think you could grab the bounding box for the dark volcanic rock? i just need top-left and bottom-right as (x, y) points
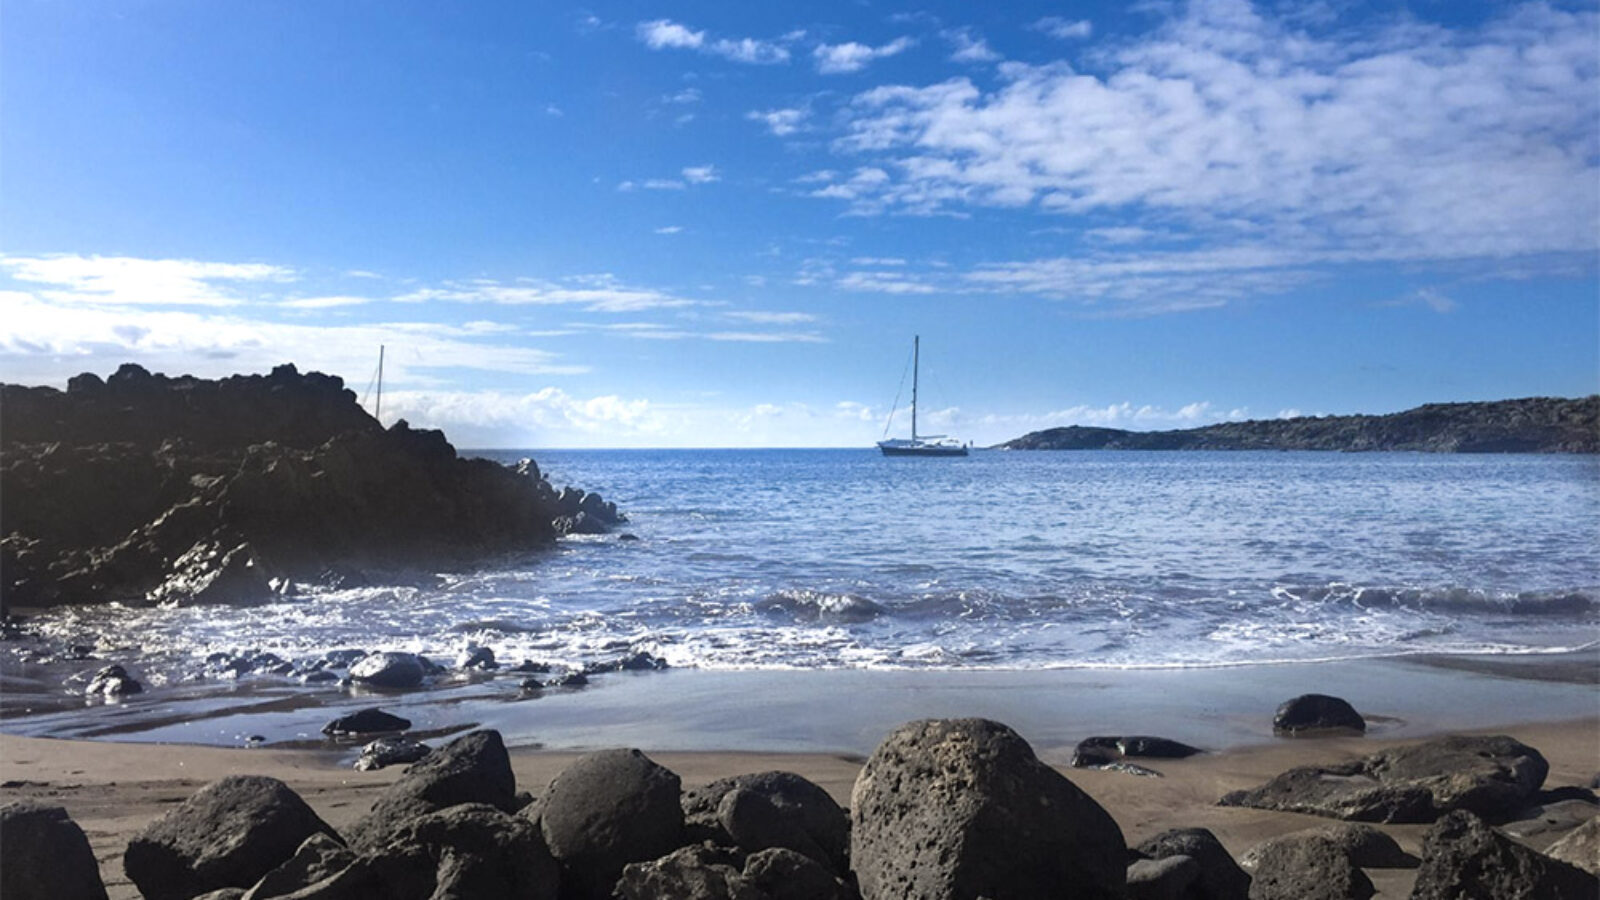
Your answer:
(614, 844), (761, 900)
(360, 803), (560, 900)
(1134, 827), (1250, 900)
(1273, 694), (1366, 735)
(345, 729), (517, 852)
(742, 847), (852, 900)
(1220, 734), (1548, 823)
(1, 364), (585, 613)
(240, 832), (353, 900)
(0, 801), (111, 900)
(1240, 823), (1416, 871)
(1244, 834), (1374, 900)
(1072, 735), (1204, 768)
(997, 395), (1600, 453)
(682, 770), (849, 873)
(1409, 809), (1599, 899)
(1125, 855), (1201, 900)
(850, 717), (1126, 900)
(355, 736), (432, 772)
(322, 707), (412, 736)
(123, 774), (338, 900)
(1545, 816), (1600, 875)
(536, 748), (685, 900)
(349, 652), (427, 689)
(84, 663), (143, 696)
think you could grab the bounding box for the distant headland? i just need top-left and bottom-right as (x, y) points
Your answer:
(996, 396), (1599, 453)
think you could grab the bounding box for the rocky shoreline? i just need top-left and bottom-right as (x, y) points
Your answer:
(3, 712), (1595, 899)
(997, 395), (1600, 453)
(1, 364), (624, 614)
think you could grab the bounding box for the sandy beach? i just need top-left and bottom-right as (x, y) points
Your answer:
(4, 693), (1595, 898)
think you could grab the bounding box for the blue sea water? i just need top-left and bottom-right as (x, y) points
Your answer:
(20, 449), (1600, 684)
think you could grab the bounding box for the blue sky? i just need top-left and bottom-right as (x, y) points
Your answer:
(2, 0), (1596, 447)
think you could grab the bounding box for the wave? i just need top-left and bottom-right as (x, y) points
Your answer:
(755, 590), (887, 623)
(1271, 583), (1597, 616)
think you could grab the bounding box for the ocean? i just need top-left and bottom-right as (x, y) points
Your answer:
(16, 449), (1599, 683)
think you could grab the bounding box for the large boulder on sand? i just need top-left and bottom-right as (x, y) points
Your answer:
(1220, 734), (1548, 823)
(123, 775), (338, 900)
(360, 803), (559, 900)
(1243, 833), (1374, 900)
(0, 802), (110, 900)
(1545, 815), (1600, 875)
(349, 652), (427, 689)
(1409, 809), (1598, 899)
(1133, 827), (1250, 900)
(535, 748), (684, 899)
(1240, 823), (1415, 872)
(1273, 694), (1365, 735)
(344, 729), (517, 852)
(849, 717), (1126, 900)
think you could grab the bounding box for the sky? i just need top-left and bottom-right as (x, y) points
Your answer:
(2, 0), (1596, 448)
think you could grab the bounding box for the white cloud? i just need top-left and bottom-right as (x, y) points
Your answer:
(665, 88), (703, 104)
(0, 254), (294, 307)
(822, 3), (1598, 267)
(394, 276), (700, 313)
(545, 104), (564, 117)
(637, 19), (704, 50)
(747, 107), (808, 137)
(1034, 17), (1092, 40)
(637, 19), (790, 64)
(654, 226), (684, 235)
(682, 165), (720, 184)
(724, 310), (818, 325)
(836, 271), (937, 294)
(850, 257), (907, 266)
(1381, 287), (1457, 313)
(814, 37), (915, 74)
(281, 295), (374, 310)
(944, 28), (1000, 63)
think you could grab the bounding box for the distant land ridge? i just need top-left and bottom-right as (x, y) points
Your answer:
(996, 396), (1599, 453)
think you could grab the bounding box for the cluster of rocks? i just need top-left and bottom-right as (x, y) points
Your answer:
(1, 364), (628, 614)
(6, 717), (1596, 900)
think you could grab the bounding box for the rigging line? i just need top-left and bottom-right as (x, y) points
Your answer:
(361, 359), (382, 413)
(881, 343), (915, 440)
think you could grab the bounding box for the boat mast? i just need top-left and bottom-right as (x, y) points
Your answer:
(911, 335), (919, 443)
(376, 344), (385, 422)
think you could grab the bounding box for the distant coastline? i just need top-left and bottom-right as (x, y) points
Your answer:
(996, 396), (1599, 453)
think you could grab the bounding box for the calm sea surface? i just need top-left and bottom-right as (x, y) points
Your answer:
(20, 450), (1600, 681)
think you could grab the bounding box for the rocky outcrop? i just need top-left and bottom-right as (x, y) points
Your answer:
(123, 774), (339, 900)
(997, 395), (1600, 453)
(1133, 828), (1250, 900)
(0, 801), (111, 900)
(1244, 833), (1374, 900)
(1409, 809), (1598, 899)
(1, 364), (625, 613)
(1220, 734), (1548, 823)
(849, 717), (1126, 900)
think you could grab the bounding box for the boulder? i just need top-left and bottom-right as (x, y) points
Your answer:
(1273, 694), (1365, 735)
(241, 833), (353, 900)
(322, 707), (412, 736)
(536, 748), (685, 899)
(344, 729), (517, 852)
(1219, 734), (1548, 823)
(456, 644), (497, 670)
(348, 652), (427, 689)
(1545, 816), (1600, 875)
(123, 775), (338, 900)
(742, 847), (851, 900)
(1073, 736), (1203, 767)
(1126, 855), (1201, 900)
(1239, 823), (1415, 871)
(682, 770), (849, 873)
(1134, 828), (1250, 900)
(354, 736), (432, 772)
(850, 717), (1126, 900)
(717, 788), (829, 869)
(614, 844), (762, 900)
(1244, 834), (1374, 900)
(85, 663), (143, 696)
(1409, 809), (1598, 899)
(360, 803), (559, 900)
(0, 801), (111, 900)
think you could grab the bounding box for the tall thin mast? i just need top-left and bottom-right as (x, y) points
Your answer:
(376, 345), (385, 422)
(911, 335), (919, 443)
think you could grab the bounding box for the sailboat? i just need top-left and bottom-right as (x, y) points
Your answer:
(877, 336), (969, 457)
